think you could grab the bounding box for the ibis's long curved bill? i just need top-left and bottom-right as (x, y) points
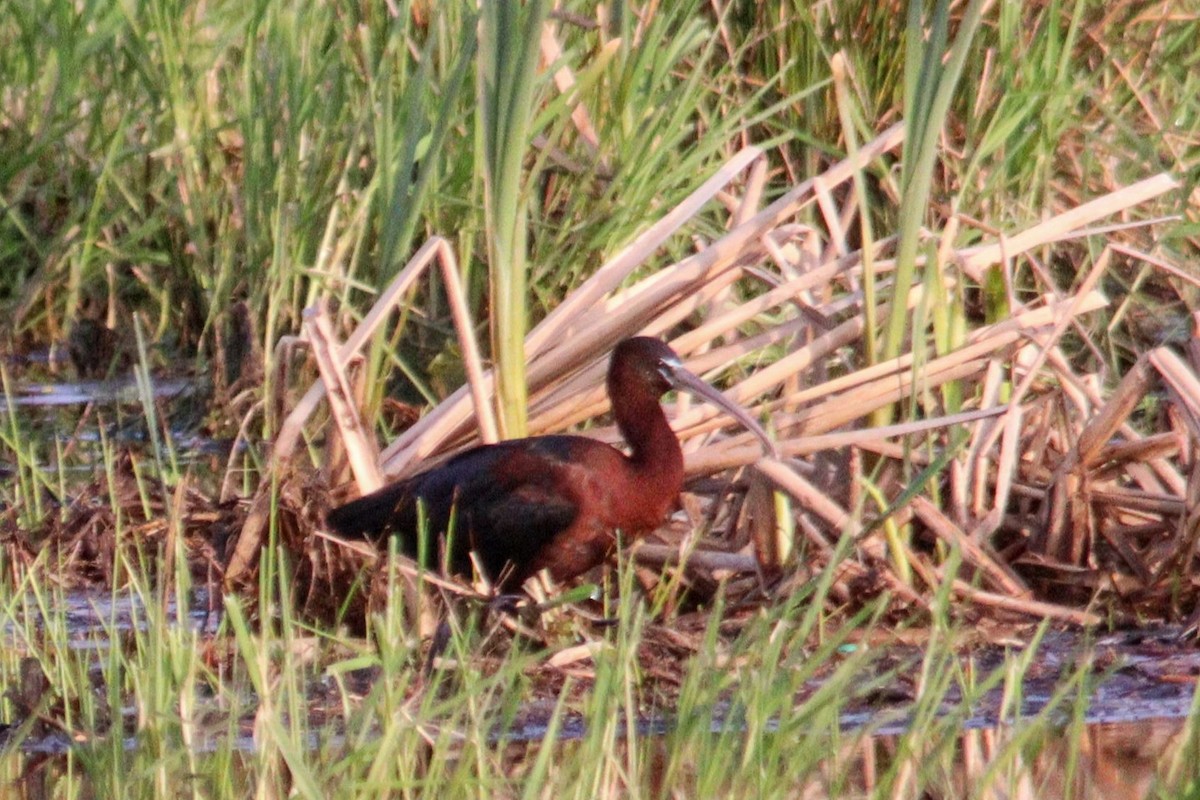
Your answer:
(664, 364), (776, 457)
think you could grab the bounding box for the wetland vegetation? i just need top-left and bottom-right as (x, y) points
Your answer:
(1, 0), (1199, 796)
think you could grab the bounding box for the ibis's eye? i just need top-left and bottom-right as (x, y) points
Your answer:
(657, 355), (682, 380)
(655, 361), (678, 387)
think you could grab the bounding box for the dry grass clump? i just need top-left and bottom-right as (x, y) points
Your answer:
(6, 453), (235, 591)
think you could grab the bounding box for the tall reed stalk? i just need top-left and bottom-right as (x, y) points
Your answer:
(477, 0), (549, 438)
(881, 0), (988, 369)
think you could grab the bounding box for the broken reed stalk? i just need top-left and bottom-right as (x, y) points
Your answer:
(508, 277), (1106, 470)
(754, 458), (939, 607)
(305, 304), (382, 494)
(271, 236), (493, 471)
(910, 496), (1028, 597)
(276, 237), (492, 472)
(685, 406), (1009, 476)
(957, 173), (1180, 280)
(227, 238), (492, 581)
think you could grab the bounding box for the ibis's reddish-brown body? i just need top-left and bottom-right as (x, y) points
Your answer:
(325, 337), (760, 590)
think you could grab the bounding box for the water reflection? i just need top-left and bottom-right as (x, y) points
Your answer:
(3, 378), (193, 408)
(1059, 719), (1184, 798)
(944, 718), (1186, 799)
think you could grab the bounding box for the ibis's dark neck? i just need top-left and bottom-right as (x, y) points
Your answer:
(604, 346), (686, 528)
(611, 385), (684, 481)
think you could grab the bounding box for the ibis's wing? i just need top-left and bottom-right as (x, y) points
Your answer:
(326, 437), (587, 584)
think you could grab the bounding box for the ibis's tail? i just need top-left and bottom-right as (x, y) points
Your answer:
(325, 482), (411, 541)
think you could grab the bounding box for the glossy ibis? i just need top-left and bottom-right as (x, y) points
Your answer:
(325, 337), (772, 589)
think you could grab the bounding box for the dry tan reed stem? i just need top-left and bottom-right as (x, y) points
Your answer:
(1043, 352), (1160, 560)
(753, 458), (854, 533)
(950, 581), (1102, 626)
(1111, 240), (1200, 290)
(272, 236), (492, 465)
(787, 359), (989, 438)
(1151, 347), (1200, 429)
(911, 497), (1028, 596)
(812, 175), (848, 258)
(754, 457), (927, 606)
(304, 305), (382, 493)
(986, 403), (1024, 536)
(546, 641), (608, 669)
(673, 289), (1107, 439)
(684, 406), (1009, 477)
(1043, 347), (1184, 495)
(631, 543), (759, 574)
(526, 145), (768, 357)
(957, 173), (1179, 280)
(970, 276), (1115, 485)
(1096, 433), (1181, 466)
(543, 123), (902, 355)
(681, 362), (988, 474)
(734, 153), (768, 227)
(1089, 488), (1185, 515)
(1013, 249), (1114, 411)
(967, 359), (1007, 518)
(539, 23), (605, 156)
(1077, 356), (1155, 468)
(669, 231), (833, 350)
